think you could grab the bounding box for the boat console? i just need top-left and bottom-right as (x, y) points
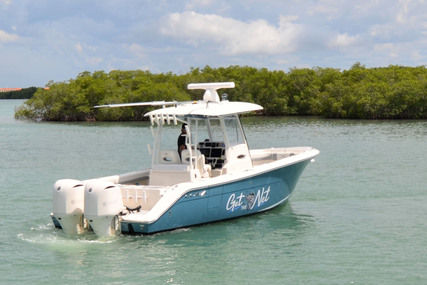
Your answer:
(198, 141), (226, 169)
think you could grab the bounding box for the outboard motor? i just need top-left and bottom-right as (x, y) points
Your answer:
(52, 179), (86, 234)
(84, 180), (124, 237)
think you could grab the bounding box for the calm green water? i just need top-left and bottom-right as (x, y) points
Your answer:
(1, 100), (426, 284)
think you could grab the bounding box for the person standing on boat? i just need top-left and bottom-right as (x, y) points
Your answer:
(177, 123), (187, 157)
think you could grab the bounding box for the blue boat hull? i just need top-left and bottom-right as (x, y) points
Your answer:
(121, 159), (311, 234)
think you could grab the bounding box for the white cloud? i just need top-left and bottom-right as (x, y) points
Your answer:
(330, 33), (361, 48)
(411, 50), (423, 60)
(185, 0), (213, 10)
(86, 56), (103, 66)
(374, 43), (399, 58)
(307, 1), (341, 19)
(396, 0), (412, 23)
(75, 43), (83, 54)
(125, 43), (148, 59)
(160, 11), (302, 55)
(0, 29), (19, 43)
(74, 42), (98, 55)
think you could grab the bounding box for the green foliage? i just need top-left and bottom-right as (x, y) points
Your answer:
(15, 70), (191, 121)
(0, 87), (38, 99)
(14, 64), (427, 121)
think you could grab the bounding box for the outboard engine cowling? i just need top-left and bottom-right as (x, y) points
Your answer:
(84, 180), (124, 237)
(52, 179), (85, 234)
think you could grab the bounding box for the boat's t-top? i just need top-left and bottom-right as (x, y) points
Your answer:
(97, 82), (263, 184)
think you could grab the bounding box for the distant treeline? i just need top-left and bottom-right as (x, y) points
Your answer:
(15, 63), (427, 121)
(1, 87), (38, 99)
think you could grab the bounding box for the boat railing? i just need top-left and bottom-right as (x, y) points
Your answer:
(120, 185), (166, 211)
(148, 113), (178, 126)
(96, 170), (150, 185)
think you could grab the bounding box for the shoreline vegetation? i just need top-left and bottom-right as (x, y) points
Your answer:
(14, 63), (427, 121)
(0, 87), (38, 99)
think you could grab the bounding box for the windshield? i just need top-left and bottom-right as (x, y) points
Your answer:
(224, 115), (245, 146)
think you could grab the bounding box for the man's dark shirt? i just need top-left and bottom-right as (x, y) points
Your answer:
(177, 134), (186, 152)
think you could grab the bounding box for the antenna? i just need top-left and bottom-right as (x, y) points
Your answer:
(94, 101), (177, 109)
(187, 82), (235, 103)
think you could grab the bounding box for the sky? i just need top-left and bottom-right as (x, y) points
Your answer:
(1, 0), (427, 87)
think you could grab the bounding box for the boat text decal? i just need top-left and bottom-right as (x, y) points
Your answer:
(226, 186), (271, 212)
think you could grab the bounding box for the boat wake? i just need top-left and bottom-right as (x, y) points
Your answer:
(17, 223), (116, 247)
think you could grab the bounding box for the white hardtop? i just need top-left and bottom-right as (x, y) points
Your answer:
(95, 82), (263, 124)
(145, 100), (262, 120)
(145, 82), (262, 122)
(95, 82), (263, 123)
